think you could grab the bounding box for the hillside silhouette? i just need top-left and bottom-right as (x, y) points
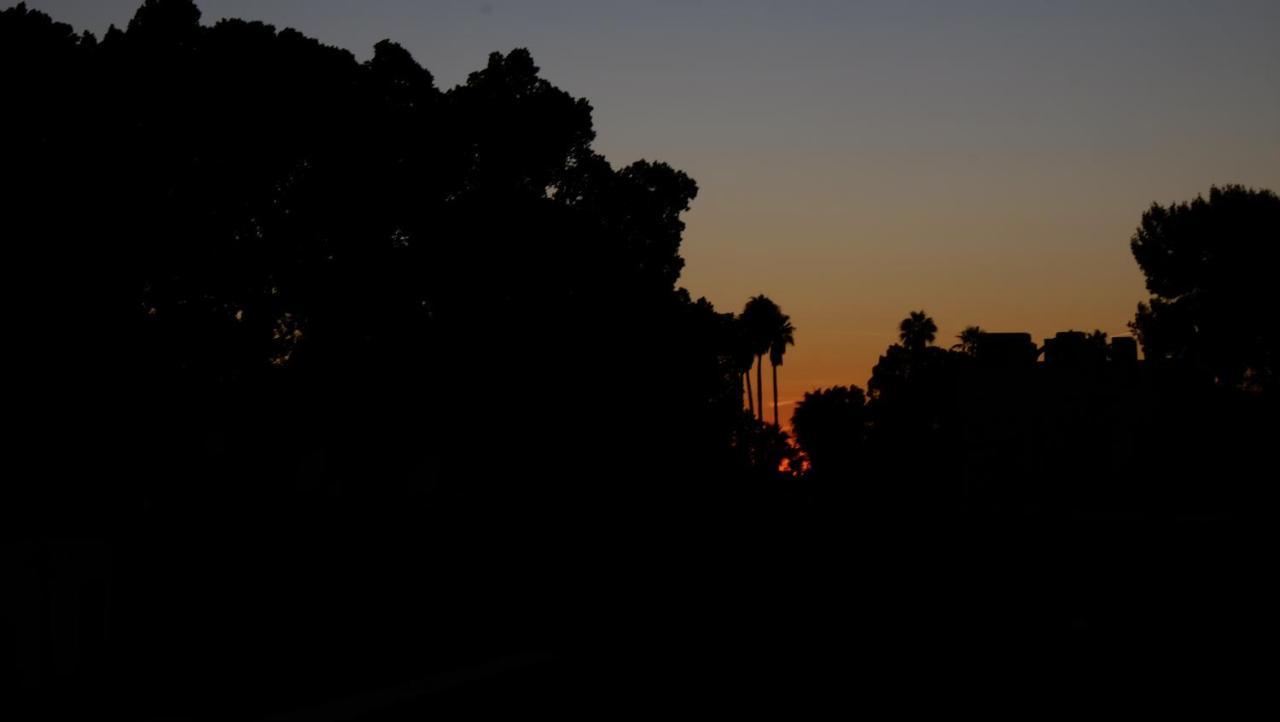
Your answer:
(3, 2), (1277, 716)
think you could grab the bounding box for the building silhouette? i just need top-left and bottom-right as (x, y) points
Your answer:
(960, 331), (1146, 511)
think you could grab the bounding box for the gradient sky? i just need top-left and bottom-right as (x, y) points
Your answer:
(25, 1), (1280, 413)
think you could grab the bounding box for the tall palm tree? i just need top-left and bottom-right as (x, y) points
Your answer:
(741, 295), (780, 422)
(732, 313), (756, 418)
(769, 314), (795, 426)
(899, 310), (937, 352)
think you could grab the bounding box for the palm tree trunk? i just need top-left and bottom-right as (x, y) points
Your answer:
(756, 355), (764, 423)
(744, 370), (754, 417)
(772, 361), (779, 427)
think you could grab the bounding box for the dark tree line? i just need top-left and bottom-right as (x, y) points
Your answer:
(2, 2), (797, 716)
(789, 185), (1278, 516)
(2, 0), (799, 531)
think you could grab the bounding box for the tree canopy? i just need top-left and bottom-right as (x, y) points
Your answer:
(791, 385), (866, 480)
(1130, 184), (1280, 392)
(898, 310), (938, 352)
(1, 0), (758, 530)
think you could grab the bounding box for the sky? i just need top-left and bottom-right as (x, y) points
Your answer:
(24, 1), (1280, 413)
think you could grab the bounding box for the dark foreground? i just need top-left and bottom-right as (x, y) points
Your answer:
(6, 495), (1269, 719)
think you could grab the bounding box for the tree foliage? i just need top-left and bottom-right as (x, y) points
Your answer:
(791, 385), (866, 480)
(898, 310), (938, 352)
(1, 0), (756, 527)
(1130, 184), (1280, 392)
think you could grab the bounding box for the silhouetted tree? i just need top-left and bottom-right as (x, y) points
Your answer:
(1088, 329), (1109, 357)
(899, 310), (937, 352)
(864, 311), (970, 506)
(769, 313), (796, 426)
(741, 295), (782, 422)
(791, 386), (866, 481)
(128, 0), (201, 41)
(1130, 184), (1280, 393)
(742, 419), (802, 482)
(953, 325), (984, 355)
(732, 313), (757, 418)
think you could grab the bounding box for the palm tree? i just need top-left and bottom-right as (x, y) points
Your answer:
(732, 313), (757, 418)
(769, 314), (795, 426)
(952, 325), (984, 355)
(741, 295), (781, 422)
(899, 310), (937, 352)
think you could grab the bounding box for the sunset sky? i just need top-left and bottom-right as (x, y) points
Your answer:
(29, 0), (1280, 413)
